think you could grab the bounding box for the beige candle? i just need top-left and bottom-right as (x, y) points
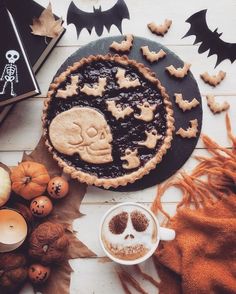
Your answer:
(0, 209), (28, 252)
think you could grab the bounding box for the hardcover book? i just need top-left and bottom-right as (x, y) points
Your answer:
(6, 0), (66, 73)
(0, 0), (66, 122)
(0, 3), (40, 107)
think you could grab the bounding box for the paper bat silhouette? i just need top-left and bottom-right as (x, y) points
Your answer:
(183, 9), (236, 67)
(67, 0), (130, 38)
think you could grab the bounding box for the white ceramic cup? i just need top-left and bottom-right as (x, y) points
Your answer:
(99, 202), (175, 265)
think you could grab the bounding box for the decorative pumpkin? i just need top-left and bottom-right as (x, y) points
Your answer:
(10, 161), (50, 200)
(47, 176), (69, 199)
(0, 167), (11, 207)
(0, 252), (27, 292)
(30, 196), (53, 218)
(28, 264), (51, 284)
(29, 222), (69, 264)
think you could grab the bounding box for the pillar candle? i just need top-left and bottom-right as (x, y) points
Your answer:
(0, 209), (27, 252)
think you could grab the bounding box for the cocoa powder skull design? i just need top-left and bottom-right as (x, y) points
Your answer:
(49, 107), (113, 164)
(102, 207), (157, 260)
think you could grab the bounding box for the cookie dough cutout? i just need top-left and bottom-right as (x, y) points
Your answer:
(106, 100), (134, 120)
(176, 119), (198, 138)
(110, 34), (134, 52)
(141, 46), (166, 63)
(206, 94), (230, 114)
(138, 130), (162, 149)
(200, 71), (226, 87)
(166, 63), (191, 78)
(134, 102), (157, 122)
(56, 76), (79, 98)
(80, 77), (107, 97)
(174, 93), (199, 112)
(148, 19), (172, 36)
(121, 149), (140, 169)
(116, 68), (141, 89)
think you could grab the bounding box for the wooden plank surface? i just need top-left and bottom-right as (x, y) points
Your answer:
(1, 0), (236, 293)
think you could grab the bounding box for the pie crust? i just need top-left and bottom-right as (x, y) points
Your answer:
(42, 54), (175, 189)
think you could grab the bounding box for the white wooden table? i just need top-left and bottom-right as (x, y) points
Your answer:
(1, 0), (236, 293)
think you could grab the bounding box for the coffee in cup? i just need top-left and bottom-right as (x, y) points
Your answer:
(99, 202), (175, 265)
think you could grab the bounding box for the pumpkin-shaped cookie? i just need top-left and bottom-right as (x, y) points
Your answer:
(29, 222), (69, 264)
(11, 161), (50, 200)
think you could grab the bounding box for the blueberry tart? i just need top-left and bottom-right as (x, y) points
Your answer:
(42, 54), (174, 188)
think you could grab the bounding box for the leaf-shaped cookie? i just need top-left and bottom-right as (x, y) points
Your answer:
(30, 2), (63, 38)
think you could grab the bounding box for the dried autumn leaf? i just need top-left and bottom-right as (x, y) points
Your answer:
(21, 137), (96, 294)
(30, 2), (63, 38)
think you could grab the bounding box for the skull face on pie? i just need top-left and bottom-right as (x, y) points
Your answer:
(43, 54), (174, 188)
(49, 107), (113, 164)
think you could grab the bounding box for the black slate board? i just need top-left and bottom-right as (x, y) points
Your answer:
(53, 36), (202, 192)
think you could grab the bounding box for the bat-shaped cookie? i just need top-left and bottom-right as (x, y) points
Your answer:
(67, 0), (130, 38)
(183, 9), (236, 67)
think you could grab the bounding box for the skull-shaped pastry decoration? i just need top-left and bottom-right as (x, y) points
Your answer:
(49, 107), (113, 164)
(101, 206), (157, 260)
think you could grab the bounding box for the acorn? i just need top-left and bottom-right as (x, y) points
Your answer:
(47, 176), (69, 199)
(30, 196), (53, 218)
(28, 264), (50, 284)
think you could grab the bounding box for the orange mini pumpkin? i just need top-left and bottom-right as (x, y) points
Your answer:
(47, 176), (69, 199)
(28, 264), (50, 284)
(11, 161), (50, 200)
(30, 196), (53, 218)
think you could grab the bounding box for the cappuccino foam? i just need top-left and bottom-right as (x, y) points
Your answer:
(101, 204), (158, 261)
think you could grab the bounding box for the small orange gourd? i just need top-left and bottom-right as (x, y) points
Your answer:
(30, 196), (53, 217)
(10, 161), (50, 200)
(47, 176), (69, 199)
(28, 264), (51, 284)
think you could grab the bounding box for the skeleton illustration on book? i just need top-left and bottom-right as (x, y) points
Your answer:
(0, 50), (20, 97)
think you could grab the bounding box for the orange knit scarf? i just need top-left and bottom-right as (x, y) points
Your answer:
(118, 114), (236, 294)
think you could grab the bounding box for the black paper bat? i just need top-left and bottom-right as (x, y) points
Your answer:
(67, 0), (130, 38)
(183, 9), (236, 67)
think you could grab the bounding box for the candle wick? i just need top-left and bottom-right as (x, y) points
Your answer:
(9, 225), (14, 229)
